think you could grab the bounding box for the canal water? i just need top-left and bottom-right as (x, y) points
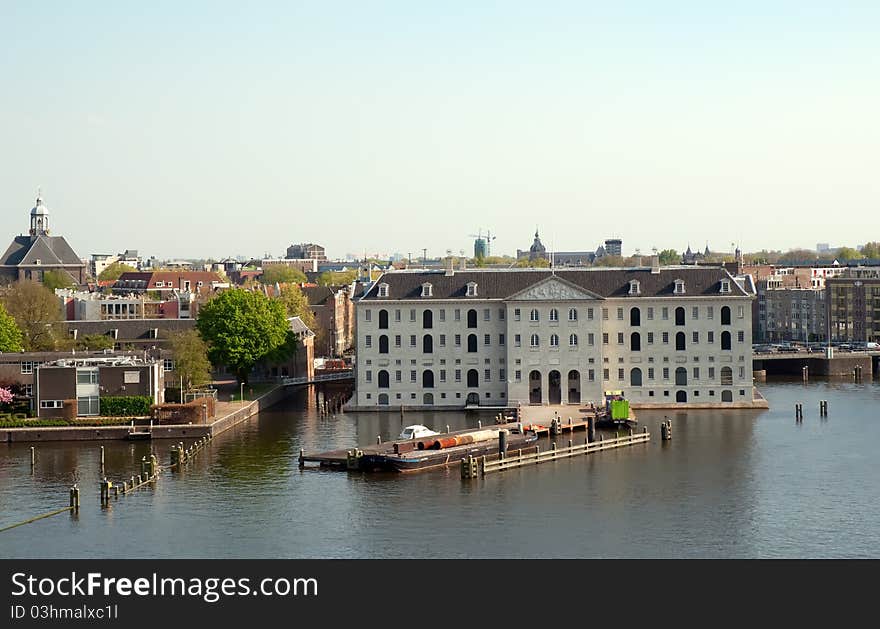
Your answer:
(2, 380), (880, 558)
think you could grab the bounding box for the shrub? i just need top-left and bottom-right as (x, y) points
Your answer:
(99, 396), (153, 417)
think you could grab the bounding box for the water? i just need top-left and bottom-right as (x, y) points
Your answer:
(2, 380), (880, 558)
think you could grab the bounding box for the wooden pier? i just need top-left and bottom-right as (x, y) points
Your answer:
(463, 428), (651, 478)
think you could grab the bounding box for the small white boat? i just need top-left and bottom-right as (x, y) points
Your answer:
(398, 425), (440, 440)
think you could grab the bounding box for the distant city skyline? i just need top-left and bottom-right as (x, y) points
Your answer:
(2, 2), (878, 260)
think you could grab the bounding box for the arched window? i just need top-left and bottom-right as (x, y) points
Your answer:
(721, 306), (731, 325)
(378, 393), (389, 405)
(631, 332), (641, 351)
(630, 368), (643, 387)
(721, 390), (733, 402)
(675, 367), (687, 386)
(676, 331), (686, 351)
(422, 370), (434, 388)
(423, 334), (433, 353)
(423, 393), (434, 405)
(379, 335), (389, 354)
(423, 310), (433, 329)
(721, 331), (731, 350)
(549, 308), (559, 322)
(568, 308), (577, 321)
(467, 334), (477, 352)
(379, 309), (388, 329)
(378, 370), (390, 388)
(721, 366), (733, 385)
(675, 307), (685, 326)
(676, 390), (688, 403)
(467, 369), (479, 387)
(530, 334), (540, 347)
(550, 334), (559, 347)
(467, 309), (478, 328)
(569, 334), (578, 347)
(530, 309), (539, 322)
(630, 307), (641, 327)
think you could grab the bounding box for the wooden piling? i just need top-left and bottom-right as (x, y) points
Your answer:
(30, 446), (35, 467)
(100, 445), (105, 468)
(587, 416), (595, 443)
(298, 448), (304, 469)
(498, 429), (508, 459)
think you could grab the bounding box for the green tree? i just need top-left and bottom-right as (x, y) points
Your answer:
(98, 262), (138, 282)
(75, 334), (115, 351)
(861, 242), (880, 259)
(196, 289), (290, 383)
(42, 270), (76, 290)
(169, 330), (213, 391)
(317, 270), (357, 286)
(658, 249), (679, 265)
(835, 246), (862, 261)
(260, 265), (307, 284)
(777, 249), (818, 264)
(276, 285), (316, 330)
(594, 255), (625, 267)
(0, 281), (63, 350)
(514, 257), (551, 268)
(0, 303), (23, 352)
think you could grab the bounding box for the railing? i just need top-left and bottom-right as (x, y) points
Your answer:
(280, 371), (353, 386)
(472, 429), (650, 477)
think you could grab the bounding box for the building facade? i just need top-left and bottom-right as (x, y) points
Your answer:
(286, 243), (326, 261)
(353, 264), (756, 409)
(827, 268), (880, 343)
(302, 285), (355, 357)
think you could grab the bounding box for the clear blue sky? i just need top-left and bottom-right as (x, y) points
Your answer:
(2, 1), (878, 260)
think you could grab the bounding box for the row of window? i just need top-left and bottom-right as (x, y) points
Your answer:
(367, 368), (504, 388)
(366, 305), (747, 328)
(366, 365), (745, 388)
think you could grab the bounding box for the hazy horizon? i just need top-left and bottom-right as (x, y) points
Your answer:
(2, 2), (878, 261)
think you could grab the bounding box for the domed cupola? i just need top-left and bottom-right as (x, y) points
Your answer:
(29, 194), (50, 237)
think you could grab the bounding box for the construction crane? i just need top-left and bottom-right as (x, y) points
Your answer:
(468, 229), (497, 258)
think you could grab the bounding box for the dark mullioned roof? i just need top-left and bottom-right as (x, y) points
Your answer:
(360, 267), (750, 301)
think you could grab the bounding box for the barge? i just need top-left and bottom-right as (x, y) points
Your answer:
(299, 422), (536, 473)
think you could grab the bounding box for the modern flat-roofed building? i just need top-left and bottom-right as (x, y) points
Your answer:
(353, 259), (757, 409)
(35, 356), (163, 418)
(827, 268), (880, 343)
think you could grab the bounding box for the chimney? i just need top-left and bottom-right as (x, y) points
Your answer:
(445, 257), (454, 277)
(459, 257), (467, 271)
(651, 255), (660, 274)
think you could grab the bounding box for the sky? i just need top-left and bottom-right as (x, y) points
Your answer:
(1, 1), (878, 261)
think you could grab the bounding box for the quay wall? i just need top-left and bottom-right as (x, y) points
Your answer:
(0, 385), (294, 443)
(754, 355), (872, 377)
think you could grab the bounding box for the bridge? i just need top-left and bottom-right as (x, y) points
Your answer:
(753, 350), (878, 378)
(280, 370), (354, 386)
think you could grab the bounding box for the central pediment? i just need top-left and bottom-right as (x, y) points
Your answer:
(507, 276), (601, 301)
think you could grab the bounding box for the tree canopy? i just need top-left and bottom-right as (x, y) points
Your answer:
(658, 249), (679, 265)
(317, 270), (357, 286)
(0, 303), (23, 352)
(196, 288), (291, 383)
(98, 262), (138, 282)
(260, 265), (307, 285)
(42, 270), (76, 291)
(276, 285), (316, 330)
(514, 257), (550, 268)
(0, 281), (63, 350)
(75, 334), (115, 351)
(169, 330), (213, 391)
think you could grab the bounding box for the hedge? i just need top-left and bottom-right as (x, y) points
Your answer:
(99, 396), (153, 417)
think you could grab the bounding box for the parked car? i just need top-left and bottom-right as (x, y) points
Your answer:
(398, 425), (440, 440)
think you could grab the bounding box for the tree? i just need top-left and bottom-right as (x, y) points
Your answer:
(276, 285), (316, 330)
(0, 281), (63, 350)
(260, 265), (307, 285)
(835, 247), (862, 261)
(317, 270), (357, 286)
(98, 262), (138, 282)
(42, 270), (76, 290)
(0, 303), (23, 352)
(196, 289), (290, 383)
(594, 255), (625, 267)
(169, 330), (213, 391)
(514, 257), (551, 268)
(75, 334), (115, 351)
(861, 242), (880, 259)
(778, 249), (818, 264)
(658, 249), (679, 265)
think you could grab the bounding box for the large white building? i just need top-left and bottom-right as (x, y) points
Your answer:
(352, 260), (759, 410)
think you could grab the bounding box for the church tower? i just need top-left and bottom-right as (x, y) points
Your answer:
(29, 194), (50, 238)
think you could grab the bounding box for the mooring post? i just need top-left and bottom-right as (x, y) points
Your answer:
(587, 416), (595, 443)
(100, 445), (105, 468)
(150, 455), (158, 477)
(30, 446), (35, 467)
(446, 424), (450, 434)
(377, 435), (382, 445)
(498, 429), (508, 459)
(299, 448), (304, 469)
(478, 420), (482, 429)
